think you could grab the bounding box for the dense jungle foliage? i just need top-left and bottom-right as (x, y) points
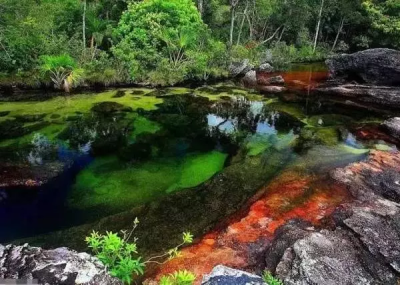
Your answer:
(0, 0), (399, 87)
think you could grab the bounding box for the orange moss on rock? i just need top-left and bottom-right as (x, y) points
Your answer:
(147, 170), (350, 284)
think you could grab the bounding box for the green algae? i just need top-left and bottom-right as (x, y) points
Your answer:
(0, 89), (163, 124)
(130, 117), (161, 140)
(166, 151), (227, 193)
(69, 151), (227, 212)
(268, 102), (307, 120)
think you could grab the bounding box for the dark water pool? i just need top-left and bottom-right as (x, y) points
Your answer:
(0, 65), (397, 253)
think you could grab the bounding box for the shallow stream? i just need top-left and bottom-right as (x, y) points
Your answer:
(0, 64), (397, 257)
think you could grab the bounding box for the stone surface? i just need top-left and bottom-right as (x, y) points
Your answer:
(261, 151), (400, 285)
(275, 228), (396, 285)
(0, 161), (67, 188)
(229, 59), (254, 77)
(258, 75), (285, 86)
(242, 70), (257, 86)
(326, 48), (400, 85)
(202, 265), (266, 285)
(0, 244), (122, 285)
(259, 63), (274, 73)
(259, 85), (287, 94)
(314, 84), (400, 109)
(383, 117), (400, 140)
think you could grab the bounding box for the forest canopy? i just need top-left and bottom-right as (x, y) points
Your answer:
(0, 0), (399, 86)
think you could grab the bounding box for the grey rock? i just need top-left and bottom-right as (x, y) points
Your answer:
(259, 85), (287, 94)
(383, 117), (400, 140)
(243, 70), (257, 86)
(0, 244), (122, 285)
(264, 220), (315, 273)
(326, 48), (400, 85)
(275, 229), (397, 285)
(344, 199), (400, 274)
(202, 265), (266, 285)
(314, 84), (400, 109)
(229, 59), (254, 77)
(259, 63), (274, 73)
(266, 75), (285, 85)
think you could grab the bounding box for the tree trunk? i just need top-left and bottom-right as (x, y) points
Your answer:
(331, 16), (345, 51)
(236, 1), (249, 45)
(198, 0), (204, 17)
(82, 0), (87, 50)
(278, 26), (286, 42)
(229, 6), (236, 47)
(313, 0), (324, 53)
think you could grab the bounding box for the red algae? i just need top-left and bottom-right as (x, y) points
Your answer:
(257, 69), (329, 92)
(147, 170), (350, 284)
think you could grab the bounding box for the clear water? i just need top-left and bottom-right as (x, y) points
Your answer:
(0, 65), (397, 254)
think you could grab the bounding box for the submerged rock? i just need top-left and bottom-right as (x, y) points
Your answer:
(0, 161), (67, 188)
(326, 48), (400, 85)
(0, 244), (121, 285)
(202, 265), (266, 285)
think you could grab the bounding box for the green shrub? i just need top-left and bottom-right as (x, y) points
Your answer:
(39, 54), (79, 90)
(262, 270), (283, 285)
(268, 42), (331, 70)
(85, 218), (193, 284)
(159, 270), (196, 285)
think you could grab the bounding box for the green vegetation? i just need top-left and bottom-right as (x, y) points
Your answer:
(69, 151), (228, 212)
(1, 0), (398, 88)
(262, 270), (283, 285)
(86, 218), (193, 284)
(160, 270), (196, 285)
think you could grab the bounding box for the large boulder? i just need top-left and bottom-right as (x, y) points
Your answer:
(382, 117), (400, 140)
(0, 244), (122, 285)
(202, 265), (266, 285)
(326, 48), (400, 85)
(242, 70), (257, 86)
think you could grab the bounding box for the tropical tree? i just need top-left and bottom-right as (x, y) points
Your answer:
(39, 54), (80, 92)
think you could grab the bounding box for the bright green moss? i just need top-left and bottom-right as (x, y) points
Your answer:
(166, 151), (228, 193)
(69, 151), (227, 211)
(0, 89), (163, 123)
(130, 116), (161, 140)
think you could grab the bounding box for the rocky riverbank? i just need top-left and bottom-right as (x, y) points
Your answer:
(314, 48), (400, 110)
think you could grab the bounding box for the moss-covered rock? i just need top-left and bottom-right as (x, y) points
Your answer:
(14, 114), (46, 123)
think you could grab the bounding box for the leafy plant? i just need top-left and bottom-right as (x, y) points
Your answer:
(85, 218), (193, 284)
(39, 54), (78, 90)
(159, 270), (196, 285)
(262, 270), (283, 285)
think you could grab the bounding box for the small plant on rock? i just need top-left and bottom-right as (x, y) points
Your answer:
(159, 270), (196, 285)
(85, 218), (193, 284)
(262, 270), (283, 285)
